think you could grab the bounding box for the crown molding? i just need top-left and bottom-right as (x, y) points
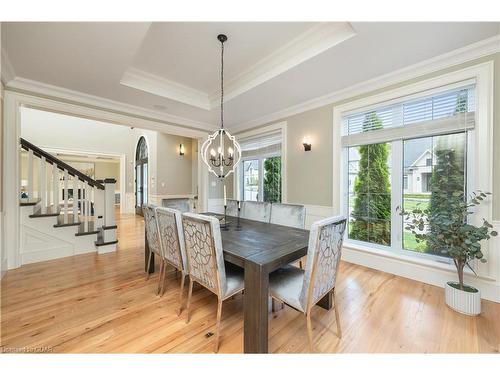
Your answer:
(120, 67), (211, 110)
(1, 46), (16, 85)
(118, 23), (355, 111)
(228, 34), (500, 133)
(208, 22), (356, 108)
(5, 77), (218, 132)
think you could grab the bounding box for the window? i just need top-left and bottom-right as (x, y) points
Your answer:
(243, 160), (259, 201)
(238, 129), (283, 203)
(342, 82), (475, 259)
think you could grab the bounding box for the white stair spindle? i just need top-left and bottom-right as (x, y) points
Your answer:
(83, 181), (89, 227)
(73, 177), (79, 217)
(52, 163), (58, 208)
(63, 169), (69, 220)
(40, 156), (46, 213)
(28, 149), (34, 200)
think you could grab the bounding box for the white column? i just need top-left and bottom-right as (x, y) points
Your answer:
(95, 183), (105, 229)
(39, 156), (46, 213)
(63, 169), (69, 219)
(102, 179), (117, 244)
(27, 149), (34, 200)
(52, 163), (58, 208)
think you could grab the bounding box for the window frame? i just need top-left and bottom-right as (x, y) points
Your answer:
(240, 151), (281, 202)
(334, 62), (494, 276)
(233, 121), (287, 203)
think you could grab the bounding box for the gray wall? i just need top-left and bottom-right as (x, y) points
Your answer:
(252, 53), (499, 219)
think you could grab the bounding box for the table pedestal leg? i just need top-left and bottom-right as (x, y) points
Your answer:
(244, 261), (269, 353)
(317, 290), (333, 310)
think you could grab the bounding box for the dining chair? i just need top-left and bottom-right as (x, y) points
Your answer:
(225, 199), (239, 217)
(155, 206), (188, 314)
(181, 212), (245, 352)
(269, 203), (307, 311)
(143, 204), (164, 295)
(268, 215), (347, 351)
(270, 203), (306, 229)
(162, 198), (190, 213)
(241, 201), (271, 222)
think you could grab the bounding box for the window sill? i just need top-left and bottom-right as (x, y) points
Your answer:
(341, 240), (493, 281)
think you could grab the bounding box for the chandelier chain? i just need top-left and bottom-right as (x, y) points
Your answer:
(220, 39), (224, 129)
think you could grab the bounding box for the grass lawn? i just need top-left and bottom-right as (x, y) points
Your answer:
(403, 230), (427, 252)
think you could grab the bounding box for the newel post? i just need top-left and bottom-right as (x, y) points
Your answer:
(97, 178), (118, 253)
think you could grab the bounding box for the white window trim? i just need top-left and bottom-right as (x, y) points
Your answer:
(333, 61), (495, 283)
(241, 151), (281, 202)
(233, 121), (287, 202)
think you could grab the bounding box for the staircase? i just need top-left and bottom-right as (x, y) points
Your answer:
(19, 138), (118, 265)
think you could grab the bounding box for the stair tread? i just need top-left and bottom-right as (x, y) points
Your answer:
(54, 214), (82, 227)
(95, 238), (118, 247)
(20, 198), (41, 206)
(75, 221), (100, 236)
(29, 205), (61, 218)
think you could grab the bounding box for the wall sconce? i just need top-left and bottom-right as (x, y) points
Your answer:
(302, 136), (312, 151)
(179, 144), (185, 156)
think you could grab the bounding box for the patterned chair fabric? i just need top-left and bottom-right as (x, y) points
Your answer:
(143, 204), (162, 257)
(269, 215), (347, 312)
(270, 203), (306, 229)
(162, 198), (190, 213)
(182, 213), (243, 298)
(155, 207), (187, 272)
(226, 199), (239, 217)
(241, 201), (271, 223)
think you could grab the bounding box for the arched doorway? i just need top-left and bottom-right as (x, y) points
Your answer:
(135, 136), (148, 215)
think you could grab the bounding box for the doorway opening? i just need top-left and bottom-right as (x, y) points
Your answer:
(135, 136), (148, 215)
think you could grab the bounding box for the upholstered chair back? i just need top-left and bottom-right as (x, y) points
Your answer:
(241, 201), (271, 222)
(299, 215), (347, 310)
(182, 213), (227, 297)
(143, 204), (162, 257)
(270, 203), (306, 229)
(226, 199), (239, 217)
(162, 198), (190, 213)
(155, 207), (187, 272)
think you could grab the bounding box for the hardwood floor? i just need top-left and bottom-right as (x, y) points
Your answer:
(1, 209), (499, 353)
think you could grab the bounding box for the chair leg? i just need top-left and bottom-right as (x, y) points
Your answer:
(299, 259), (303, 269)
(306, 310), (314, 352)
(178, 273), (186, 316)
(333, 290), (342, 339)
(214, 298), (223, 353)
(156, 260), (164, 295)
(185, 278), (194, 324)
(160, 262), (168, 296)
(146, 250), (153, 280)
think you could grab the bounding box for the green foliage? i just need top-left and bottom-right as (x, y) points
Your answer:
(399, 190), (497, 290)
(427, 143), (466, 256)
(263, 157), (281, 203)
(350, 113), (391, 245)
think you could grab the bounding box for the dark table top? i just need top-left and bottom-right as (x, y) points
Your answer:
(203, 213), (310, 271)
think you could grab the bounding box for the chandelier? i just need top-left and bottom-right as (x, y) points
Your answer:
(201, 34), (241, 179)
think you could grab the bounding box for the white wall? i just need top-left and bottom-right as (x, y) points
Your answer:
(21, 108), (196, 212)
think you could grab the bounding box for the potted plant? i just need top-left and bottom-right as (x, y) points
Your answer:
(399, 190), (497, 316)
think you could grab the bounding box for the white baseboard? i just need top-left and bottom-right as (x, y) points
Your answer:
(97, 243), (117, 254)
(1, 258), (7, 279)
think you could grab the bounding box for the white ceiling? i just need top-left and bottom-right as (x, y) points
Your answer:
(2, 22), (499, 132)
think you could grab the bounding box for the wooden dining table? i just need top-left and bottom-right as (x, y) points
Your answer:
(145, 213), (334, 353)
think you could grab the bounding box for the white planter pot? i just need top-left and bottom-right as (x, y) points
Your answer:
(445, 282), (481, 316)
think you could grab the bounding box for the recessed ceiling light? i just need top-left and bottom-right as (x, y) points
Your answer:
(153, 104), (167, 111)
